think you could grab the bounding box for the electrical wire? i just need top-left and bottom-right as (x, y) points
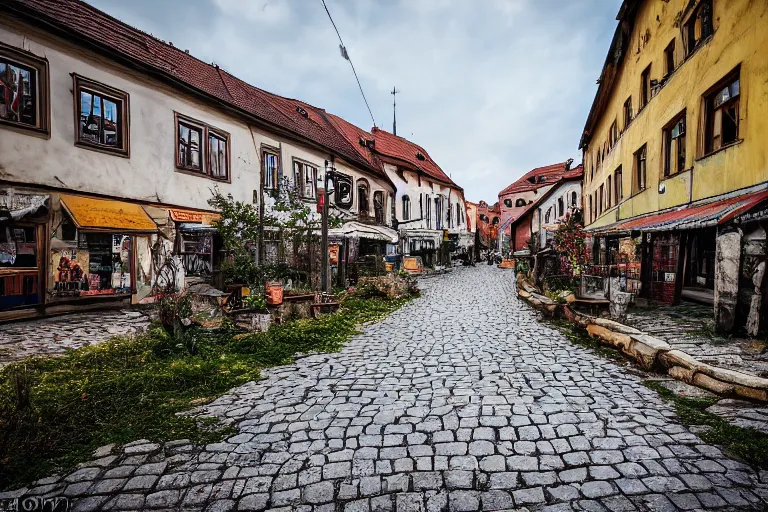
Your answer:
(320, 0), (377, 127)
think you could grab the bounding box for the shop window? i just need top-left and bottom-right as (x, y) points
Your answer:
(515, 198), (526, 207)
(663, 111), (686, 176)
(623, 97), (633, 129)
(615, 166), (623, 201)
(0, 43), (49, 133)
(373, 191), (384, 223)
(262, 149), (280, 190)
(74, 75), (129, 155)
(704, 70), (740, 154)
(684, 0), (713, 56)
(640, 65), (651, 109)
(664, 39), (676, 77)
(293, 161), (317, 199)
(179, 229), (214, 277)
(634, 144), (647, 192)
(334, 173), (353, 209)
(402, 195), (411, 221)
(54, 233), (131, 297)
(0, 226), (36, 269)
(357, 180), (370, 216)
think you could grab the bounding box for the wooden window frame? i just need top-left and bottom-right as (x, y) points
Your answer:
(174, 112), (231, 182)
(292, 158), (318, 200)
(207, 129), (230, 181)
(701, 68), (741, 157)
(73, 74), (130, 157)
(373, 190), (385, 224)
(334, 172), (353, 209)
(614, 166), (623, 202)
(662, 110), (687, 177)
(609, 119), (618, 149)
(357, 179), (370, 216)
(402, 195), (411, 221)
(664, 39), (676, 77)
(623, 97), (633, 130)
(640, 65), (651, 110)
(261, 146), (280, 190)
(683, 0), (714, 57)
(606, 176), (612, 208)
(634, 144), (648, 194)
(0, 42), (50, 136)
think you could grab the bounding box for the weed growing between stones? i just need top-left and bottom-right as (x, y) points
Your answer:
(546, 318), (626, 362)
(0, 294), (412, 490)
(643, 380), (768, 469)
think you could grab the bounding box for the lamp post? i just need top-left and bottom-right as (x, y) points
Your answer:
(320, 156), (336, 293)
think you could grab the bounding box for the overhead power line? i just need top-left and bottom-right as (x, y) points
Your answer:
(320, 0), (377, 128)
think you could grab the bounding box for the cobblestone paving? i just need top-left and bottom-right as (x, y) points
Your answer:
(0, 310), (150, 366)
(625, 301), (768, 377)
(6, 266), (768, 511)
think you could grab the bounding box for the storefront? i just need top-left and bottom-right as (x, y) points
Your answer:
(50, 194), (158, 304)
(0, 188), (49, 314)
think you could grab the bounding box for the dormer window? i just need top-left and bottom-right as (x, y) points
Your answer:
(296, 106), (308, 118)
(416, 152), (426, 161)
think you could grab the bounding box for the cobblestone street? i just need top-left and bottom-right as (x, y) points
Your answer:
(0, 310), (150, 366)
(7, 266), (768, 511)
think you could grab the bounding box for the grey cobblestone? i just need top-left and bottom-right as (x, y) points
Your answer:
(9, 267), (768, 510)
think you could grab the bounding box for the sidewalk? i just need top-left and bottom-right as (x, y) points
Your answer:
(625, 300), (768, 378)
(0, 310), (150, 366)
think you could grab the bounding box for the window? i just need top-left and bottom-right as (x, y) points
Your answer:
(293, 161), (317, 199)
(606, 175), (612, 208)
(389, 193), (396, 225)
(74, 76), (129, 155)
(704, 71), (740, 154)
(544, 208), (551, 224)
(664, 39), (676, 76)
(0, 43), (48, 133)
(425, 195), (432, 228)
(663, 112), (686, 176)
(504, 198), (513, 208)
(334, 173), (353, 209)
(623, 97), (633, 129)
(571, 191), (578, 207)
(557, 197), (564, 217)
(456, 203), (462, 225)
(402, 195), (411, 221)
(684, 0), (713, 56)
(262, 150), (279, 189)
(357, 180), (370, 216)
(175, 114), (230, 180)
(640, 65), (651, 109)
(515, 198), (526, 207)
(609, 120), (618, 148)
(492, 217), (499, 225)
(435, 197), (443, 230)
(615, 166), (623, 201)
(447, 201), (453, 227)
(177, 120), (203, 171)
(598, 184), (604, 215)
(588, 195), (593, 223)
(373, 191), (384, 223)
(208, 131), (228, 180)
(635, 144), (647, 192)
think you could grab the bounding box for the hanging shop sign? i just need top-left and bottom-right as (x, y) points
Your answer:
(169, 209), (220, 225)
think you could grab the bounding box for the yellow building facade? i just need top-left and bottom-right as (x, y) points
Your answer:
(580, 0), (768, 333)
(582, 0), (767, 227)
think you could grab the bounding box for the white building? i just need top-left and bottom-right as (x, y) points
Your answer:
(0, 0), (394, 319)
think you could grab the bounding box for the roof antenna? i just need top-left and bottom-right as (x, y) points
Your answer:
(391, 87), (399, 136)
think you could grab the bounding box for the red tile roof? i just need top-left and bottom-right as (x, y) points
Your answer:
(368, 127), (460, 190)
(590, 189), (768, 235)
(7, 0), (383, 177)
(499, 162), (581, 196)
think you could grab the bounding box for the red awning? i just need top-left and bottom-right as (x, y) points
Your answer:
(590, 189), (768, 235)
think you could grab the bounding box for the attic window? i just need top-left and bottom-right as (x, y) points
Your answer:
(296, 106), (308, 118)
(537, 176), (546, 183)
(358, 137), (366, 146)
(366, 139), (375, 149)
(416, 152), (426, 161)
(527, 176), (537, 184)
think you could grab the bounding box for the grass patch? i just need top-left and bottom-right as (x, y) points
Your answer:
(643, 380), (768, 469)
(547, 318), (625, 362)
(0, 294), (412, 490)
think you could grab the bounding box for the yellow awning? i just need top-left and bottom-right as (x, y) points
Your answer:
(60, 194), (158, 233)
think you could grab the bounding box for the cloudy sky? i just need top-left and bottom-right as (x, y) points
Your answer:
(89, 0), (620, 203)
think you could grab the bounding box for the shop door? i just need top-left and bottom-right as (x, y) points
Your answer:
(650, 233), (679, 304)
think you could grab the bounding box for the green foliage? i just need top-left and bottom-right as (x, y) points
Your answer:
(243, 294), (267, 310)
(156, 292), (193, 333)
(552, 208), (589, 276)
(0, 292), (414, 490)
(643, 380), (768, 469)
